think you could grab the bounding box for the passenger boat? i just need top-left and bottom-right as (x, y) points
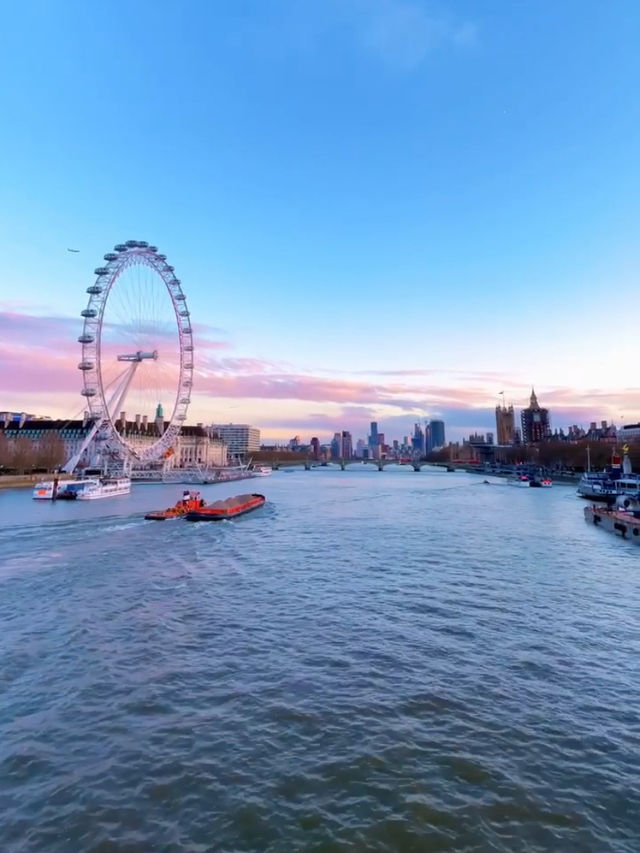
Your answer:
(33, 478), (86, 500)
(508, 474), (532, 487)
(145, 491), (205, 520)
(59, 477), (131, 500)
(576, 447), (639, 501)
(186, 493), (265, 522)
(576, 472), (618, 501)
(251, 465), (273, 477)
(530, 476), (553, 488)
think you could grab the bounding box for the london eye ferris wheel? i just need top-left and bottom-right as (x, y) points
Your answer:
(76, 240), (193, 466)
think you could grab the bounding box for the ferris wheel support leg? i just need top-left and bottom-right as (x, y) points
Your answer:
(108, 359), (143, 425)
(61, 418), (102, 473)
(62, 361), (142, 473)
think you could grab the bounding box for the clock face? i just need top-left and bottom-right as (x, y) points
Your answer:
(534, 414), (541, 422)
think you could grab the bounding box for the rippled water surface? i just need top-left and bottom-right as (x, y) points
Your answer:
(1, 467), (639, 852)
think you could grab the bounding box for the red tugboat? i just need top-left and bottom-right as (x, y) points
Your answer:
(145, 490), (205, 520)
(185, 493), (265, 521)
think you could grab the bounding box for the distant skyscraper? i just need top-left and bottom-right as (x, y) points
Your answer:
(341, 430), (353, 459)
(330, 432), (341, 460)
(369, 421), (378, 448)
(412, 422), (425, 454)
(520, 388), (550, 443)
(429, 420), (445, 449)
(495, 404), (516, 445)
(310, 437), (320, 459)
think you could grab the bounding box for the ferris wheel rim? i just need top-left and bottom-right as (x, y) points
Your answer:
(77, 240), (193, 463)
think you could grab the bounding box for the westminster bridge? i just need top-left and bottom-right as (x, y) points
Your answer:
(273, 457), (439, 473)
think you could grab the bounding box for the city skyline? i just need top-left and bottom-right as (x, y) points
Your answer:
(2, 2), (640, 440)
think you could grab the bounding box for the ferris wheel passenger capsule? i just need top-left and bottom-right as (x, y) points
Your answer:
(104, 252), (118, 261)
(78, 333), (94, 343)
(125, 240), (138, 248)
(94, 267), (109, 276)
(114, 244), (127, 252)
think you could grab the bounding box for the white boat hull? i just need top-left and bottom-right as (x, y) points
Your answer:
(33, 479), (88, 500)
(75, 480), (131, 500)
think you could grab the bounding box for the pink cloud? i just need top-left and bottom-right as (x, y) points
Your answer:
(0, 310), (231, 398)
(1, 311), (637, 436)
(0, 342), (80, 393)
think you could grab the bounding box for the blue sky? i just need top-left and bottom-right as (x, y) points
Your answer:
(1, 0), (639, 442)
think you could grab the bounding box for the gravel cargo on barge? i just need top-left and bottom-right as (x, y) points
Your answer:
(186, 493), (265, 522)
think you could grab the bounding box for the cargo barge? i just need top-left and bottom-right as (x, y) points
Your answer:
(584, 503), (640, 544)
(185, 493), (265, 522)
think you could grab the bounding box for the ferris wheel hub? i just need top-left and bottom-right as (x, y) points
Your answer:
(116, 350), (159, 363)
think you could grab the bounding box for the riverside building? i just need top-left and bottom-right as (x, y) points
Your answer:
(0, 413), (228, 470)
(210, 424), (260, 456)
(429, 420), (446, 450)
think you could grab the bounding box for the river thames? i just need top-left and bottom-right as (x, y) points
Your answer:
(1, 467), (639, 852)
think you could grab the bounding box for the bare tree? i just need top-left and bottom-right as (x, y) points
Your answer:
(10, 437), (35, 474)
(35, 433), (65, 471)
(0, 433), (11, 471)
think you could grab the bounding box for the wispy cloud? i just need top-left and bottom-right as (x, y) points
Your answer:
(355, 0), (476, 69)
(243, 0), (477, 72)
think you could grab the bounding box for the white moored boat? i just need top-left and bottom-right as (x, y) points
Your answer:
(73, 477), (131, 500)
(252, 465), (273, 477)
(508, 474), (532, 487)
(33, 478), (86, 500)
